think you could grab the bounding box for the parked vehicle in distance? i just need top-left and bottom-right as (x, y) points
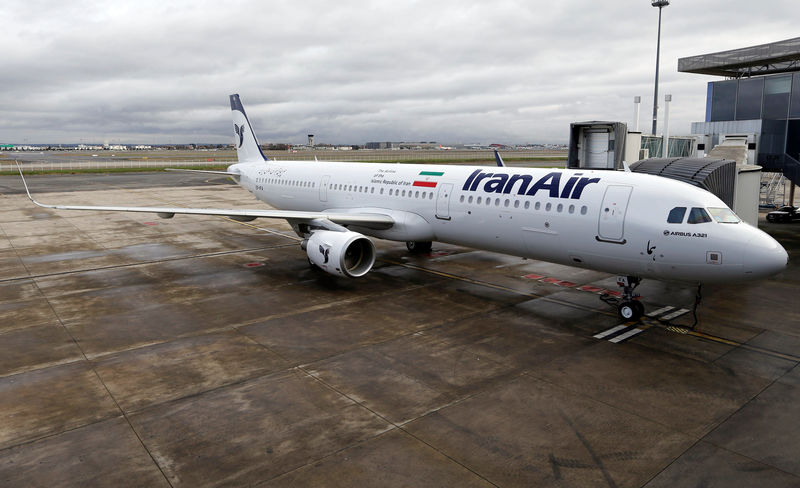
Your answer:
(766, 205), (800, 223)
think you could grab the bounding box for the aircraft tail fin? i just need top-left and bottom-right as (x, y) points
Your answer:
(494, 149), (505, 167)
(229, 94), (268, 163)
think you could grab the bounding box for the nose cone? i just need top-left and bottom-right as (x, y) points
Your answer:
(744, 232), (789, 279)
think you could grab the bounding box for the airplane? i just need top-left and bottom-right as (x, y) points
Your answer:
(18, 94), (788, 321)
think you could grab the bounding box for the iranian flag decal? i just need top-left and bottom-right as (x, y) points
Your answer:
(413, 170), (444, 188)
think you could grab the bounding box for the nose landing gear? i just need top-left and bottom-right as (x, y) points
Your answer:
(406, 241), (433, 254)
(616, 275), (644, 320)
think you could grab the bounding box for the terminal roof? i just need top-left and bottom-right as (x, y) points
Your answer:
(678, 37), (800, 77)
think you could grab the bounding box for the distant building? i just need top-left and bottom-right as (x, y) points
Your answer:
(365, 142), (394, 149)
(679, 37), (800, 185)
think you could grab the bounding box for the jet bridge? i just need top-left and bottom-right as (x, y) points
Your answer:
(567, 121), (628, 171)
(629, 157), (736, 208)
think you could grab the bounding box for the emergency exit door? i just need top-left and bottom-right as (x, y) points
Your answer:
(319, 175), (330, 202)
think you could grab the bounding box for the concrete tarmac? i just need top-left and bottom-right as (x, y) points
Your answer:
(0, 172), (798, 487)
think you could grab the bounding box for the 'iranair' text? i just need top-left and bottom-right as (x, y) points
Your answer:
(462, 170), (600, 199)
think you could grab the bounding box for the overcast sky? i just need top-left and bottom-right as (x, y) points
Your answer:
(1, 1), (797, 145)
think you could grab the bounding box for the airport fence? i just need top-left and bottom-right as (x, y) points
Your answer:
(0, 149), (567, 172)
(0, 160), (233, 172)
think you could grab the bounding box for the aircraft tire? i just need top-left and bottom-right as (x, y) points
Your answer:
(618, 301), (643, 321)
(406, 241), (432, 253)
(633, 300), (645, 318)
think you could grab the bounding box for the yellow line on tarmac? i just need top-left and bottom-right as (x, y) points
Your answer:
(690, 329), (800, 362)
(645, 318), (800, 362)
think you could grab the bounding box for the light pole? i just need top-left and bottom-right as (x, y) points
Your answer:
(662, 94), (671, 157)
(651, 0), (669, 136)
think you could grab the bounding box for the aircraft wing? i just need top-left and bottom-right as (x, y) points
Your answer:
(163, 168), (242, 176)
(17, 165), (394, 230)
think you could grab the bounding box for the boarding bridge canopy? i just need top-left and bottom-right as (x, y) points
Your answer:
(678, 37), (800, 77)
(629, 157), (736, 208)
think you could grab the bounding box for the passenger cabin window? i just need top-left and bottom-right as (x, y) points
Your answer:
(688, 207), (712, 224)
(667, 207), (686, 223)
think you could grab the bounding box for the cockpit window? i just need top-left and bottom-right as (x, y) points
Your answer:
(687, 207), (712, 224)
(707, 207), (740, 223)
(667, 207), (686, 223)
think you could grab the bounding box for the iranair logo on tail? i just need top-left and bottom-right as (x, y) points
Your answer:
(234, 124), (245, 148)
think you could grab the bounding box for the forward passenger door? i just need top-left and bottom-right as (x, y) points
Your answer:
(597, 185), (632, 243)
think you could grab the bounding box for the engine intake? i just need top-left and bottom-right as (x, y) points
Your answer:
(305, 230), (376, 278)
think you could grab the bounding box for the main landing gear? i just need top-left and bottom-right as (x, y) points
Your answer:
(615, 275), (644, 321)
(406, 241), (432, 254)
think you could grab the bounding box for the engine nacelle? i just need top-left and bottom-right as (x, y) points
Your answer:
(304, 230), (376, 278)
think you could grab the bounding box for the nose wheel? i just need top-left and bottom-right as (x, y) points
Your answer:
(618, 300), (645, 321)
(406, 241), (433, 253)
(615, 276), (644, 321)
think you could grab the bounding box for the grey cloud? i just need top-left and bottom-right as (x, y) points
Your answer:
(1, 0), (797, 144)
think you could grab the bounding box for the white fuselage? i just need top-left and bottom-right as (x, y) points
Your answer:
(229, 160), (788, 284)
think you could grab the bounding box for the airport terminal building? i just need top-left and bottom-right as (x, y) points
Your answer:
(680, 37), (800, 186)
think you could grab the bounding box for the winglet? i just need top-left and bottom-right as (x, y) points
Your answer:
(494, 149), (505, 167)
(622, 160), (632, 172)
(16, 161), (49, 209)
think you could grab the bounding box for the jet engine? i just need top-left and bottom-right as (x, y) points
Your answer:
(304, 230), (376, 278)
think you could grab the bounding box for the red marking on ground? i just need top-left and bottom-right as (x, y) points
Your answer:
(244, 262), (265, 268)
(523, 275), (622, 295)
(523, 273), (545, 280)
(427, 250), (454, 257)
(143, 222), (158, 226)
